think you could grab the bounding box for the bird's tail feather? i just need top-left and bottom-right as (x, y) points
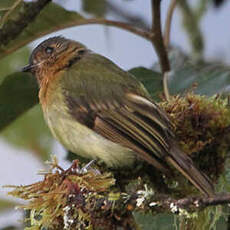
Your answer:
(166, 143), (215, 197)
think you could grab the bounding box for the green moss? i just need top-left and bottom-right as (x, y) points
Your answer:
(160, 93), (230, 181)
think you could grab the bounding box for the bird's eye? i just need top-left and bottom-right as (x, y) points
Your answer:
(45, 46), (54, 54)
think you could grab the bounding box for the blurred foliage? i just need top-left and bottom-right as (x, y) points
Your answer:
(0, 42), (52, 160)
(178, 0), (204, 58)
(129, 67), (163, 101)
(0, 46), (30, 83)
(82, 0), (106, 17)
(133, 212), (177, 230)
(0, 2), (83, 59)
(163, 48), (230, 96)
(0, 0), (17, 8)
(0, 0), (24, 28)
(0, 198), (19, 212)
(1, 0), (230, 229)
(0, 0), (19, 20)
(2, 226), (21, 230)
(1, 105), (53, 161)
(0, 71), (38, 131)
(213, 0), (226, 8)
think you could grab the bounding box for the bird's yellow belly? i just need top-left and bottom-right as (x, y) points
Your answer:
(42, 98), (135, 168)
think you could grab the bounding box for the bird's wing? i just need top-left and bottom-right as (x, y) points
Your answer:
(61, 53), (173, 173)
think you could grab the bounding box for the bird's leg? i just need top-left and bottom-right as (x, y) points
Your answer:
(65, 159), (100, 175)
(76, 160), (101, 175)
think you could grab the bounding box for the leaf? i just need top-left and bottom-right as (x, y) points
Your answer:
(0, 0), (24, 28)
(82, 0), (107, 17)
(133, 212), (176, 230)
(0, 46), (30, 83)
(0, 45), (52, 160)
(169, 62), (230, 96)
(0, 3), (84, 59)
(1, 226), (20, 230)
(0, 0), (17, 8)
(129, 67), (163, 100)
(1, 105), (53, 161)
(0, 198), (18, 212)
(167, 49), (230, 96)
(0, 72), (38, 131)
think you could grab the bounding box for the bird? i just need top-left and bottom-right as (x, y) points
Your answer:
(22, 36), (214, 197)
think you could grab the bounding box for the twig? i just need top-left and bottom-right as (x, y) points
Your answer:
(0, 17), (154, 58)
(151, 0), (171, 100)
(164, 0), (178, 49)
(64, 18), (153, 41)
(163, 72), (170, 101)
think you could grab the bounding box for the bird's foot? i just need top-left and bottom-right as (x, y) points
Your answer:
(76, 160), (97, 174)
(66, 159), (100, 175)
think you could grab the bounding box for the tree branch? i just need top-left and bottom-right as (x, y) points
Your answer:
(0, 6), (153, 56)
(151, 0), (171, 101)
(151, 0), (170, 73)
(61, 18), (153, 41)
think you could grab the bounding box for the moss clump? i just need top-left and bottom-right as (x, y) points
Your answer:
(160, 93), (230, 181)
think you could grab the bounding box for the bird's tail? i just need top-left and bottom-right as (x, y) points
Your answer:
(166, 143), (215, 197)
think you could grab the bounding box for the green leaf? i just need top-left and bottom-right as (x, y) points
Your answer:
(129, 67), (163, 100)
(82, 0), (107, 17)
(0, 3), (84, 59)
(1, 226), (19, 230)
(133, 212), (177, 230)
(0, 0), (14, 7)
(167, 49), (230, 96)
(0, 45), (52, 160)
(0, 198), (18, 212)
(0, 46), (30, 82)
(0, 72), (38, 131)
(0, 0), (24, 27)
(0, 0), (17, 8)
(1, 105), (53, 161)
(169, 62), (230, 96)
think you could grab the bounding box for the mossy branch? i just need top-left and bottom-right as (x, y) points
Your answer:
(7, 93), (230, 229)
(7, 158), (230, 230)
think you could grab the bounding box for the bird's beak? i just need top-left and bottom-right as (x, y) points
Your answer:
(21, 64), (32, 72)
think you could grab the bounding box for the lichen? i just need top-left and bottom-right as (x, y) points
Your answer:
(8, 157), (115, 230)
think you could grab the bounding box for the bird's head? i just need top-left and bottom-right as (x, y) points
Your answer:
(22, 36), (87, 85)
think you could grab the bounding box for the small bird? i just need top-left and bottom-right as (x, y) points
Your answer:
(23, 36), (214, 196)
